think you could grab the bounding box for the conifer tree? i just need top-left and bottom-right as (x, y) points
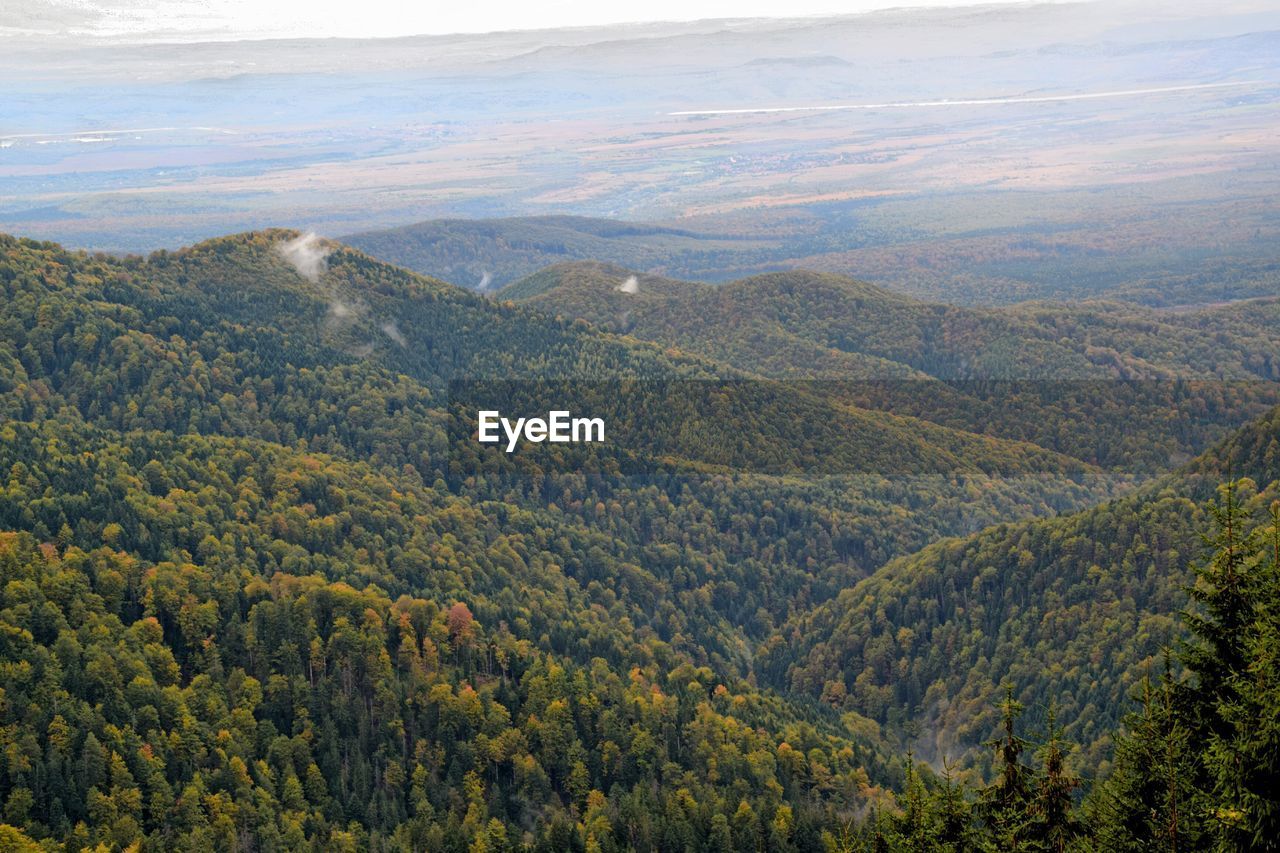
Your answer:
(1092, 656), (1202, 852)
(892, 753), (934, 849)
(1182, 481), (1261, 708)
(977, 684), (1038, 851)
(1203, 500), (1280, 850)
(930, 760), (973, 853)
(1030, 706), (1081, 853)
(1094, 482), (1278, 851)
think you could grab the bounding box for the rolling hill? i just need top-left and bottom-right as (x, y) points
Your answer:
(342, 216), (766, 294)
(502, 262), (1280, 383)
(500, 261), (1280, 477)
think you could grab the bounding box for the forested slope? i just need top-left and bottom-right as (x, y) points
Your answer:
(2, 229), (1277, 850)
(503, 262), (1280, 476)
(768, 406), (1280, 773)
(504, 263), (1280, 382)
(0, 230), (1139, 850)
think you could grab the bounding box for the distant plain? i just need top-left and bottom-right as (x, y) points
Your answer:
(2, 0), (1278, 304)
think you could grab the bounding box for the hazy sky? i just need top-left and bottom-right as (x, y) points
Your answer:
(9, 0), (1058, 40)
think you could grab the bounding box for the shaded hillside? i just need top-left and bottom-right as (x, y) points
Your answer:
(504, 263), (1280, 382)
(765, 406), (1280, 772)
(503, 262), (1280, 475)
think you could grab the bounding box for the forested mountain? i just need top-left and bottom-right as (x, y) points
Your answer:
(502, 262), (1280, 477)
(2, 232), (1119, 484)
(767, 407), (1280, 775)
(504, 263), (1280, 383)
(0, 230), (1113, 849)
(1, 229), (1278, 850)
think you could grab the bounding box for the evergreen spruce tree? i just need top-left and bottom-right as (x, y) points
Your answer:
(892, 753), (935, 849)
(1203, 500), (1280, 850)
(1182, 481), (1261, 711)
(931, 760), (973, 853)
(1092, 654), (1203, 852)
(1094, 481), (1278, 851)
(978, 684), (1038, 851)
(1030, 706), (1081, 853)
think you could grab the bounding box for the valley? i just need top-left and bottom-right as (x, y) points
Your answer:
(0, 226), (1277, 847)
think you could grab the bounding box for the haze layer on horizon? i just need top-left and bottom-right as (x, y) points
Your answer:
(7, 0), (1079, 41)
(1, 0), (1277, 309)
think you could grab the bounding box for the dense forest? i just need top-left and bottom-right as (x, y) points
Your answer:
(769, 408), (1280, 771)
(0, 230), (1277, 849)
(501, 262), (1280, 477)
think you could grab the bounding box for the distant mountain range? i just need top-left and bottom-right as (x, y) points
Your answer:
(345, 200), (1280, 307)
(343, 216), (765, 293)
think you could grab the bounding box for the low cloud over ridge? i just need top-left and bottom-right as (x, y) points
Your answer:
(277, 231), (330, 282)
